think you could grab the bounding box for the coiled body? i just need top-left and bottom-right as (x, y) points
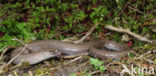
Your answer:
(10, 40), (131, 65)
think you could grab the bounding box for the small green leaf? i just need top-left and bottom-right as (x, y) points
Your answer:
(62, 3), (68, 12)
(59, 35), (64, 40)
(140, 72), (144, 76)
(88, 74), (92, 76)
(69, 73), (77, 76)
(93, 19), (98, 23)
(99, 66), (105, 72)
(73, 10), (86, 21)
(89, 58), (105, 72)
(128, 52), (135, 58)
(70, 4), (78, 8)
(90, 12), (96, 18)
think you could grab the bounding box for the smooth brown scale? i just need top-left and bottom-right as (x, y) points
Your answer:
(10, 40), (132, 65)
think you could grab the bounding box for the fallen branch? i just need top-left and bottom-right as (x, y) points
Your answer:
(105, 25), (156, 44)
(74, 22), (99, 43)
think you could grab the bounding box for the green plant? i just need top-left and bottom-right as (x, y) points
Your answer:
(90, 6), (109, 23)
(89, 58), (106, 72)
(0, 0), (155, 76)
(69, 73), (77, 76)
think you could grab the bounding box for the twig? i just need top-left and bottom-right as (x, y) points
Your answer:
(105, 25), (156, 44)
(29, 71), (33, 76)
(12, 38), (34, 52)
(0, 64), (5, 74)
(133, 49), (153, 60)
(115, 2), (129, 18)
(0, 46), (8, 61)
(79, 61), (89, 67)
(66, 56), (82, 64)
(0, 45), (7, 52)
(114, 2), (144, 22)
(0, 45), (27, 74)
(89, 70), (100, 75)
(74, 22), (99, 43)
(8, 60), (24, 70)
(127, 6), (144, 15)
(131, 50), (155, 64)
(7, 44), (28, 66)
(127, 3), (144, 14)
(12, 38), (26, 46)
(0, 46), (9, 74)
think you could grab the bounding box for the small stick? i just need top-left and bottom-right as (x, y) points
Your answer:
(127, 3), (144, 14)
(0, 64), (5, 74)
(127, 6), (144, 14)
(131, 50), (155, 64)
(74, 22), (99, 43)
(6, 44), (28, 66)
(0, 46), (9, 74)
(116, 2), (129, 18)
(12, 38), (26, 46)
(0, 38), (26, 74)
(105, 25), (156, 44)
(0, 45), (27, 74)
(0, 46), (9, 61)
(29, 71), (33, 76)
(89, 70), (100, 75)
(8, 60), (24, 70)
(66, 56), (82, 64)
